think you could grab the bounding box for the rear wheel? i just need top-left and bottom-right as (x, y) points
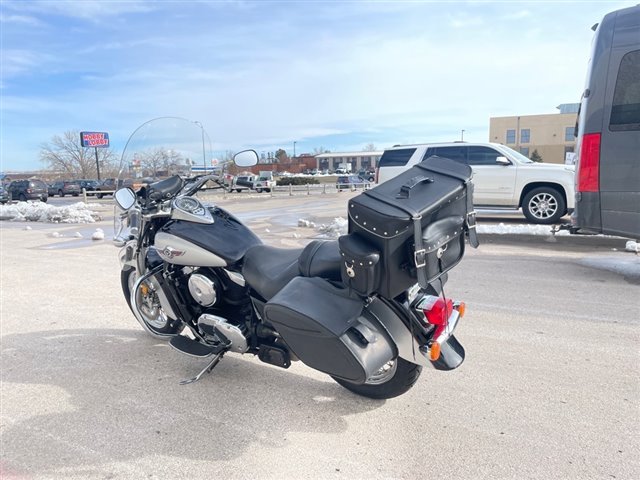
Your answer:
(332, 357), (422, 399)
(255, 187), (263, 193)
(120, 268), (181, 336)
(19, 194), (27, 202)
(96, 191), (104, 199)
(522, 187), (566, 224)
(58, 190), (64, 197)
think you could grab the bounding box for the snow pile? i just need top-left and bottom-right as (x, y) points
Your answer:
(92, 228), (105, 240)
(298, 218), (317, 228)
(477, 223), (570, 236)
(626, 240), (639, 253)
(0, 202), (100, 224)
(317, 217), (348, 238)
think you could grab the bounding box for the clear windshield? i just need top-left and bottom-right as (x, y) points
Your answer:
(495, 144), (534, 164)
(118, 117), (213, 186)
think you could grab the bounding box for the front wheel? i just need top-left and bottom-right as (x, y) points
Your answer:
(120, 268), (182, 336)
(522, 187), (566, 224)
(255, 187), (263, 193)
(332, 357), (422, 399)
(96, 191), (103, 199)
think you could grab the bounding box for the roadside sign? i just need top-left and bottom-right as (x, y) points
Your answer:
(80, 131), (110, 148)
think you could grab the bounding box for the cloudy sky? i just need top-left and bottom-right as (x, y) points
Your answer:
(0, 0), (634, 171)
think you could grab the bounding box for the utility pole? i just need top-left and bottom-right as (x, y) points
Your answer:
(461, 129), (465, 141)
(293, 141), (297, 159)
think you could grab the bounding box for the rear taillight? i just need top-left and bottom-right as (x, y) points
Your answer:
(419, 296), (453, 326)
(26, 188), (32, 193)
(577, 133), (601, 192)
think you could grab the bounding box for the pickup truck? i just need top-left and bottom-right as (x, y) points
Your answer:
(377, 142), (576, 224)
(232, 175), (275, 193)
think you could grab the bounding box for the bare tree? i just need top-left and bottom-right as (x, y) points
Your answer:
(40, 130), (118, 178)
(313, 146), (330, 154)
(363, 143), (377, 151)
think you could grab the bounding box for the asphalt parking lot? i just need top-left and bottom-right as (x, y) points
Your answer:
(1, 194), (638, 480)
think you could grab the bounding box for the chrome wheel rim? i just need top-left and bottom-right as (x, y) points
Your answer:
(128, 272), (168, 330)
(529, 193), (558, 220)
(365, 360), (397, 385)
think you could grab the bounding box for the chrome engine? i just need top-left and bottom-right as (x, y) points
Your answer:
(188, 273), (218, 306)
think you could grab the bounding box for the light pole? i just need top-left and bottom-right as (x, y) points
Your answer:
(293, 141), (297, 159)
(194, 121), (206, 172)
(461, 129), (465, 141)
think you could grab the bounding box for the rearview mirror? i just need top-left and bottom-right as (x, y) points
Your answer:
(233, 149), (259, 167)
(496, 156), (511, 165)
(114, 187), (137, 210)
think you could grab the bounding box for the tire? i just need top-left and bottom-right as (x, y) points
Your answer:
(332, 357), (422, 400)
(522, 187), (566, 224)
(19, 194), (27, 202)
(120, 268), (182, 336)
(265, 188), (271, 193)
(96, 191), (103, 199)
(236, 189), (242, 193)
(255, 187), (262, 193)
(58, 190), (64, 197)
(42, 197), (47, 203)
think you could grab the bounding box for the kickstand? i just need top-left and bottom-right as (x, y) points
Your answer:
(180, 352), (225, 385)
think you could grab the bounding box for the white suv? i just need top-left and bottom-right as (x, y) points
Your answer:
(377, 142), (575, 224)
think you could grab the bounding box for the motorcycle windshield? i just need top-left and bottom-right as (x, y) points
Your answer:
(118, 117), (213, 188)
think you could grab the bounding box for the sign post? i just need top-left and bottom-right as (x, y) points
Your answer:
(80, 132), (110, 181)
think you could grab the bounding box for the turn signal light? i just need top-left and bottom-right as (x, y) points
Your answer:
(456, 302), (466, 318)
(429, 342), (441, 361)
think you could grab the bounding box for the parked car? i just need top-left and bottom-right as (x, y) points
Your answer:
(50, 180), (81, 197)
(232, 175), (255, 192)
(7, 179), (48, 202)
(336, 175), (370, 191)
(376, 142), (576, 224)
(95, 178), (117, 198)
(0, 185), (9, 204)
(77, 179), (100, 192)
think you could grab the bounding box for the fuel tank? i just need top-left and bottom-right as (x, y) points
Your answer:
(158, 206), (262, 266)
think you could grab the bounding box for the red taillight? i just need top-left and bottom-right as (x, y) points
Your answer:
(577, 133), (601, 193)
(421, 296), (453, 326)
(26, 188), (32, 193)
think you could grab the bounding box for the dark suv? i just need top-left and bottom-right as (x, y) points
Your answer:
(50, 180), (81, 197)
(7, 179), (49, 202)
(95, 178), (117, 199)
(336, 175), (370, 191)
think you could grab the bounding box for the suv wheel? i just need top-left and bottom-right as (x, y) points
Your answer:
(96, 191), (103, 199)
(522, 187), (566, 224)
(58, 190), (64, 197)
(19, 194), (27, 202)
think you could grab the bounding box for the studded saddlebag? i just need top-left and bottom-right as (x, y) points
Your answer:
(347, 156), (478, 298)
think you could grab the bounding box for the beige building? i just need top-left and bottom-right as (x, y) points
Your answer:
(315, 151), (383, 172)
(489, 104), (578, 164)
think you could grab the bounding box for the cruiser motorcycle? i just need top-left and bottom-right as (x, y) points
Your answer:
(113, 117), (471, 399)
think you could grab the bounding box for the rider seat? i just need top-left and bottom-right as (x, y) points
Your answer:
(242, 240), (342, 301)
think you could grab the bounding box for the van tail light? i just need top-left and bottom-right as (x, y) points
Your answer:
(27, 188), (33, 194)
(577, 133), (601, 192)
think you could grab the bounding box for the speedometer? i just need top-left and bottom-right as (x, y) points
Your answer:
(175, 196), (205, 215)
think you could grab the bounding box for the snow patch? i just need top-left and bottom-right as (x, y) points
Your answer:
(298, 218), (317, 228)
(476, 223), (570, 236)
(0, 202), (100, 224)
(74, 232), (83, 238)
(626, 240), (639, 253)
(317, 217), (348, 238)
(24, 226), (32, 231)
(91, 228), (105, 241)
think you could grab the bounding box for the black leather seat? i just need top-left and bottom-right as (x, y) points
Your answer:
(242, 240), (342, 301)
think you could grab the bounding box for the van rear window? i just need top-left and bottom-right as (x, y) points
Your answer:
(610, 49), (640, 131)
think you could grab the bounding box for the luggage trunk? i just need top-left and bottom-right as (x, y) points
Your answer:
(344, 156), (478, 299)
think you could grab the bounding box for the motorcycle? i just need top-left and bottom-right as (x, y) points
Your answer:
(113, 117), (471, 399)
